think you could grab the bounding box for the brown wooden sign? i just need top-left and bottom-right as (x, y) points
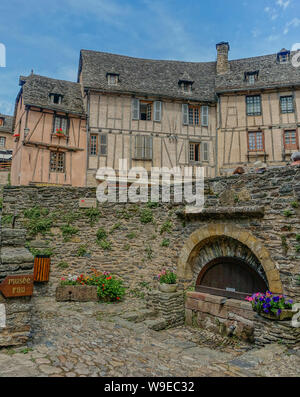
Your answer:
(0, 275), (34, 298)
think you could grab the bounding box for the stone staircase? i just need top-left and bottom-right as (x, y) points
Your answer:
(120, 308), (169, 331)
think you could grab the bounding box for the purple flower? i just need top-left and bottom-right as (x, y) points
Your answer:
(273, 296), (280, 302)
(277, 309), (282, 316)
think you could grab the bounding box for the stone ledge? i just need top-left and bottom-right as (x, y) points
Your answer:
(0, 247), (34, 265)
(177, 206), (265, 220)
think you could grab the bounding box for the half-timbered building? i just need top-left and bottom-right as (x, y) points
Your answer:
(0, 113), (13, 183)
(11, 74), (87, 186)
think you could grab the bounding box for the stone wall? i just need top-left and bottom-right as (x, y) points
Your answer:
(0, 229), (34, 347)
(1, 165), (300, 303)
(186, 291), (300, 347)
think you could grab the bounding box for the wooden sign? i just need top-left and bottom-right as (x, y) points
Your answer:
(79, 198), (97, 208)
(0, 275), (34, 298)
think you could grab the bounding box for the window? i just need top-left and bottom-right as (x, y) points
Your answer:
(277, 50), (290, 64)
(90, 134), (97, 156)
(135, 135), (152, 159)
(0, 137), (6, 148)
(50, 151), (65, 173)
(107, 73), (119, 85)
(246, 96), (261, 116)
(280, 96), (294, 114)
(189, 143), (200, 162)
(100, 134), (107, 155)
(180, 82), (192, 93)
(245, 71), (259, 85)
(248, 131), (264, 151)
(188, 106), (199, 125)
(284, 130), (298, 150)
(50, 94), (63, 105)
(183, 104), (209, 126)
(53, 116), (68, 134)
(0, 118), (4, 127)
(132, 99), (162, 121)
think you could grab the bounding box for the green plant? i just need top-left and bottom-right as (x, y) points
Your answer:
(296, 275), (300, 286)
(140, 208), (153, 224)
(23, 207), (53, 236)
(296, 234), (300, 242)
(85, 208), (101, 225)
(96, 228), (107, 241)
(158, 269), (177, 285)
(246, 292), (293, 317)
(296, 245), (300, 253)
(1, 214), (13, 226)
(57, 261), (69, 269)
(0, 197), (3, 210)
(161, 238), (170, 247)
(20, 348), (33, 354)
(234, 195), (239, 203)
(283, 210), (293, 218)
(147, 201), (159, 209)
(145, 245), (153, 260)
(160, 220), (173, 235)
(126, 232), (137, 239)
(98, 239), (112, 250)
(76, 245), (89, 257)
(291, 201), (299, 209)
(60, 225), (79, 241)
(97, 275), (125, 302)
(110, 222), (121, 233)
(61, 212), (80, 225)
(123, 244), (130, 251)
(281, 236), (288, 253)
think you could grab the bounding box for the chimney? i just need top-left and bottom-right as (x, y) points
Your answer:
(216, 42), (230, 75)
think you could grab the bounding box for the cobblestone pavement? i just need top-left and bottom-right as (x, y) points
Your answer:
(0, 297), (299, 377)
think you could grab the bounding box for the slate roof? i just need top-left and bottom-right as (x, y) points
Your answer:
(215, 51), (300, 93)
(0, 114), (13, 134)
(79, 50), (217, 102)
(79, 49), (300, 102)
(19, 74), (85, 115)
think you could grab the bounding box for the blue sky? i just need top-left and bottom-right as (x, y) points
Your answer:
(0, 0), (299, 115)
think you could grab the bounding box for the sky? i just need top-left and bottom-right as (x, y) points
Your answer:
(0, 0), (299, 115)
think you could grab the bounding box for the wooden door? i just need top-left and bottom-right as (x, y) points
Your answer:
(195, 257), (268, 300)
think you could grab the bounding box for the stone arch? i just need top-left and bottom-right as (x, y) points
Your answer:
(177, 223), (283, 293)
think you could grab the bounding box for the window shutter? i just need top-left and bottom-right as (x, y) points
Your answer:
(154, 101), (162, 122)
(182, 104), (189, 125)
(135, 135), (143, 158)
(202, 142), (209, 162)
(144, 136), (153, 159)
(132, 98), (140, 120)
(201, 106), (209, 126)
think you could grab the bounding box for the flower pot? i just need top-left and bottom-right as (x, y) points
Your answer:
(259, 309), (294, 321)
(159, 283), (178, 293)
(56, 285), (98, 302)
(55, 133), (67, 138)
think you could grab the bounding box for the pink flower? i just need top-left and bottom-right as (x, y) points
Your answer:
(61, 277), (66, 281)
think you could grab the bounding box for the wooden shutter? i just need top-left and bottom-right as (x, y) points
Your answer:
(202, 142), (209, 162)
(144, 136), (152, 159)
(201, 106), (209, 126)
(154, 101), (162, 122)
(182, 104), (189, 125)
(135, 135), (143, 158)
(132, 98), (140, 120)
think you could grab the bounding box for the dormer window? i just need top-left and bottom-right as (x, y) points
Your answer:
(277, 49), (290, 64)
(178, 72), (194, 94)
(245, 71), (259, 85)
(50, 93), (63, 105)
(0, 117), (4, 126)
(107, 73), (119, 85)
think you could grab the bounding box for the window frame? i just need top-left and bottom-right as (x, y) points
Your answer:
(50, 94), (63, 105)
(189, 142), (201, 162)
(280, 96), (294, 114)
(0, 136), (6, 148)
(247, 131), (265, 152)
(49, 151), (66, 173)
(89, 134), (98, 156)
(134, 135), (153, 160)
(188, 105), (200, 126)
(139, 101), (153, 121)
(246, 95), (262, 116)
(283, 129), (298, 150)
(53, 115), (69, 135)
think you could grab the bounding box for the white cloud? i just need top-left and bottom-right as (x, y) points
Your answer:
(284, 17), (300, 34)
(277, 0), (291, 9)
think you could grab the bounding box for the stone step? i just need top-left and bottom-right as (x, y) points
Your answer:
(143, 318), (168, 331)
(1, 229), (27, 247)
(121, 308), (157, 323)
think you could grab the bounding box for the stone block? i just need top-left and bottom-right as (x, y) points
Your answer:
(185, 309), (193, 325)
(55, 285), (98, 302)
(186, 291), (206, 301)
(204, 294), (225, 305)
(185, 298), (199, 311)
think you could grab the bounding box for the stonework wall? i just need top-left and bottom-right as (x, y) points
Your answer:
(1, 166), (300, 304)
(0, 229), (34, 347)
(186, 291), (300, 347)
